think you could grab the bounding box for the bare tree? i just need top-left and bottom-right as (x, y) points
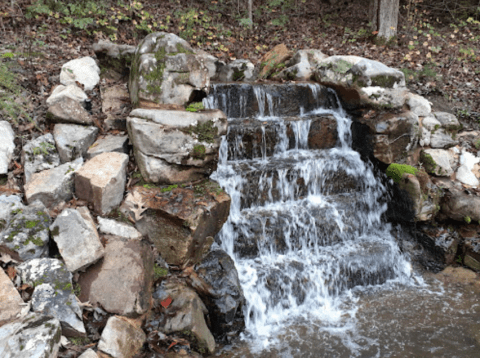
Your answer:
(370, 0), (400, 41)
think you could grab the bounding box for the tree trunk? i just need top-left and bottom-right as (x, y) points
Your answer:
(248, 0), (253, 24)
(370, 0), (399, 40)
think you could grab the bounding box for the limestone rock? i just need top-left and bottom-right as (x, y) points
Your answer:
(22, 133), (61, 184)
(0, 195), (24, 232)
(53, 124), (99, 163)
(93, 40), (136, 80)
(0, 313), (61, 358)
(456, 150), (480, 187)
(98, 316), (146, 358)
(195, 50), (218, 79)
(129, 32), (210, 107)
(78, 349), (99, 358)
(0, 121), (15, 175)
(434, 112), (460, 130)
(152, 280), (215, 354)
(60, 57), (100, 91)
(47, 97), (94, 125)
(124, 182), (230, 267)
(24, 158), (83, 208)
(419, 126), (431, 147)
(0, 268), (25, 326)
(46, 84), (88, 106)
(97, 217), (141, 239)
(18, 258), (85, 336)
(421, 149), (453, 177)
(75, 152), (129, 215)
(259, 44), (292, 79)
(406, 93), (431, 117)
(127, 109), (227, 184)
(86, 135), (128, 160)
(216, 59), (255, 82)
(359, 86), (409, 110)
(276, 49), (327, 81)
(78, 237), (153, 316)
(430, 129), (457, 149)
(1, 201), (50, 260)
(50, 207), (104, 272)
(422, 115), (442, 131)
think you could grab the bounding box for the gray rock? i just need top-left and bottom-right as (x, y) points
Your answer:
(93, 40), (136, 81)
(196, 50), (218, 79)
(98, 316), (146, 358)
(0, 121), (15, 175)
(441, 187), (480, 222)
(0, 313), (62, 358)
(0, 195), (24, 232)
(276, 49), (327, 81)
(53, 124), (98, 163)
(0, 267), (26, 326)
(1, 201), (50, 260)
(422, 115), (442, 131)
(75, 152), (129, 215)
(359, 86), (410, 110)
(60, 57), (100, 91)
(421, 149), (454, 176)
(419, 126), (431, 147)
(46, 84), (88, 106)
(78, 349), (98, 358)
(430, 129), (457, 149)
(86, 135), (128, 160)
(129, 32), (210, 107)
(407, 93), (431, 117)
(22, 133), (61, 184)
(24, 158), (83, 208)
(18, 258), (85, 336)
(50, 208), (104, 272)
(78, 237), (153, 316)
(434, 112), (460, 129)
(97, 217), (141, 239)
(217, 59), (255, 82)
(100, 84), (129, 131)
(47, 97), (94, 125)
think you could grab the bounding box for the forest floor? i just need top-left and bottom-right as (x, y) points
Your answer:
(0, 0), (479, 132)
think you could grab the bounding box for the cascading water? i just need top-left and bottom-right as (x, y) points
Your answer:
(204, 83), (417, 352)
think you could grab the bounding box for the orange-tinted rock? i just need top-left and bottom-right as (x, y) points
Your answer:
(259, 44), (293, 79)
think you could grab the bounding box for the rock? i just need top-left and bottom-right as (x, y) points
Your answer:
(463, 238), (480, 271)
(47, 97), (94, 125)
(195, 50), (218, 79)
(50, 207), (104, 272)
(358, 86), (409, 110)
(93, 40), (136, 80)
(259, 44), (292, 78)
(430, 129), (457, 149)
(129, 32), (210, 108)
(77, 237), (153, 316)
(456, 149), (480, 187)
(46, 84), (88, 106)
(419, 126), (431, 147)
(78, 349), (98, 358)
(124, 183), (230, 267)
(192, 248), (245, 341)
(22, 133), (61, 184)
(86, 135), (129, 160)
(1, 201), (50, 260)
(0, 268), (25, 326)
(152, 280), (215, 354)
(216, 59), (255, 82)
(275, 49), (327, 81)
(413, 225), (460, 266)
(434, 112), (460, 130)
(397, 173), (439, 221)
(75, 152), (129, 215)
(97, 217), (141, 239)
(0, 313), (61, 358)
(18, 258), (85, 336)
(53, 124), (99, 163)
(60, 57), (100, 91)
(406, 93), (431, 117)
(422, 115), (442, 131)
(0, 195), (24, 232)
(98, 316), (146, 358)
(100, 84), (129, 131)
(127, 109), (227, 184)
(0, 121), (15, 175)
(441, 187), (480, 222)
(420, 149), (453, 176)
(24, 158), (83, 208)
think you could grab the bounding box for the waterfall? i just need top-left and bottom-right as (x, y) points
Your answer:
(205, 83), (415, 349)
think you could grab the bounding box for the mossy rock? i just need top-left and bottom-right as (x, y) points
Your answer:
(386, 163), (418, 183)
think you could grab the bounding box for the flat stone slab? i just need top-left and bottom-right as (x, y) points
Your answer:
(22, 133), (60, 184)
(0, 268), (25, 326)
(47, 97), (93, 125)
(75, 152), (129, 215)
(24, 158), (83, 208)
(78, 237), (153, 316)
(1, 201), (50, 261)
(0, 313), (62, 358)
(98, 316), (146, 358)
(60, 57), (100, 91)
(86, 135), (128, 160)
(97, 217), (141, 239)
(18, 258), (85, 336)
(46, 84), (88, 106)
(53, 124), (98, 163)
(50, 207), (104, 272)
(0, 121), (15, 175)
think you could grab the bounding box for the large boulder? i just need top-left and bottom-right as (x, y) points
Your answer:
(46, 84), (88, 106)
(121, 182), (230, 268)
(0, 121), (15, 175)
(129, 32), (210, 108)
(93, 40), (136, 81)
(127, 108), (227, 184)
(60, 57), (100, 91)
(275, 49), (328, 81)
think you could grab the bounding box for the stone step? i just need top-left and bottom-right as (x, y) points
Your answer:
(224, 151), (360, 209)
(226, 114), (338, 160)
(205, 82), (339, 118)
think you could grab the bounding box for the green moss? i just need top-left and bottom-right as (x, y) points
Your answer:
(371, 75), (397, 88)
(5, 230), (19, 242)
(192, 144), (206, 159)
(175, 43), (194, 55)
(11, 208), (23, 215)
(25, 220), (39, 229)
(187, 120), (218, 143)
(143, 47), (167, 97)
(25, 236), (44, 246)
(0, 219), (6, 231)
(386, 163), (418, 183)
(420, 151), (437, 174)
(232, 70), (245, 81)
(63, 283), (72, 291)
(153, 265), (168, 280)
(51, 226), (60, 237)
(160, 184), (178, 193)
(185, 102), (205, 112)
(69, 336), (90, 346)
(464, 216), (472, 224)
(328, 59), (353, 74)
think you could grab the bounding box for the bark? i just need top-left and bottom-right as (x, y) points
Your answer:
(248, 0), (253, 24)
(370, 0), (399, 40)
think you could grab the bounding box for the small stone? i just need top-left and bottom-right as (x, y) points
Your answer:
(430, 129), (457, 149)
(0, 121), (15, 175)
(53, 124), (99, 163)
(0, 268), (25, 326)
(86, 135), (128, 160)
(22, 133), (61, 184)
(78, 348), (99, 358)
(24, 158), (83, 208)
(50, 208), (104, 272)
(434, 112), (460, 129)
(46, 84), (88, 106)
(406, 93), (431, 117)
(97, 217), (141, 239)
(421, 149), (453, 177)
(60, 57), (100, 91)
(456, 150), (480, 187)
(98, 316), (146, 358)
(422, 115), (441, 131)
(47, 97), (94, 125)
(75, 152), (129, 215)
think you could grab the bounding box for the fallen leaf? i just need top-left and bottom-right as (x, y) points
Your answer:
(161, 296), (173, 309)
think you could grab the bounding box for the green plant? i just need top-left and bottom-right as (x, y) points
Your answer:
(32, 142), (55, 156)
(160, 184), (178, 193)
(186, 102), (205, 112)
(153, 264), (168, 280)
(386, 163), (418, 183)
(464, 216), (472, 224)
